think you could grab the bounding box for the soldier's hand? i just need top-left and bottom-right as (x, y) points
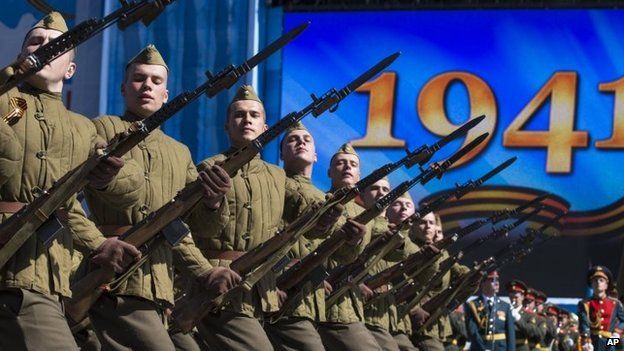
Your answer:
(199, 267), (241, 297)
(581, 342), (594, 351)
(198, 165), (232, 209)
(91, 237), (141, 273)
(359, 283), (374, 302)
(410, 306), (430, 326)
(323, 280), (333, 295)
(277, 289), (288, 308)
(314, 203), (344, 235)
(423, 244), (440, 256)
(343, 219), (366, 246)
(88, 142), (125, 190)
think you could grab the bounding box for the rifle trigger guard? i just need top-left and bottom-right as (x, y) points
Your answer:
(328, 102), (339, 113)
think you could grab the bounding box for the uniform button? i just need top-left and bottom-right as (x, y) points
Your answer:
(600, 326), (604, 330)
(600, 301), (604, 304)
(144, 171), (150, 181)
(243, 202), (252, 209)
(36, 150), (47, 159)
(138, 143), (147, 150)
(31, 186), (45, 197)
(241, 174), (248, 179)
(490, 319), (494, 322)
(241, 232), (251, 240)
(139, 205), (149, 214)
(34, 113), (45, 121)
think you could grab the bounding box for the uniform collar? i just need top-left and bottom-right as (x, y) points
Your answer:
(288, 173), (312, 183)
(21, 83), (62, 100)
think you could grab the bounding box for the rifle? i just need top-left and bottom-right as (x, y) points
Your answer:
(363, 192), (546, 307)
(325, 157), (515, 307)
(60, 24), (311, 324)
(0, 0), (176, 96)
(0, 22), (310, 270)
(229, 114), (487, 277)
(165, 53), (401, 333)
(268, 133), (489, 322)
(417, 257), (494, 332)
(396, 204), (543, 318)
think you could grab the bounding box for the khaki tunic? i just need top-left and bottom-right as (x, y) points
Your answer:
(365, 217), (419, 333)
(325, 199), (372, 324)
(186, 152), (291, 317)
(413, 247), (469, 341)
(0, 84), (106, 297)
(83, 115), (211, 305)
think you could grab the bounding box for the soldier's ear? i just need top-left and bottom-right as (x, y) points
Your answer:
(163, 88), (169, 103)
(314, 152), (318, 163)
(64, 62), (76, 80)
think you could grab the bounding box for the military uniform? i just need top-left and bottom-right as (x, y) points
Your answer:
(533, 292), (556, 351)
(446, 310), (468, 351)
(264, 123), (329, 351)
(317, 143), (382, 351)
(0, 12), (108, 351)
(83, 46), (211, 351)
(506, 280), (542, 351)
(578, 266), (624, 351)
(410, 235), (466, 351)
(465, 295), (516, 351)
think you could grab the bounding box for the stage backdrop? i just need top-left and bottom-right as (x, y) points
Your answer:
(281, 10), (624, 296)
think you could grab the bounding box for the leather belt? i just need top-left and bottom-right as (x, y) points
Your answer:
(482, 333), (506, 341)
(98, 225), (133, 237)
(0, 201), (68, 224)
(205, 250), (246, 261)
(0, 201), (25, 213)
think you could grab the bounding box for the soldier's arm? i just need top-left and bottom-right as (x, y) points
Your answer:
(66, 194), (107, 251)
(0, 118), (22, 185)
(507, 305), (517, 351)
(172, 234), (213, 278)
(383, 231), (418, 262)
(329, 217), (369, 264)
(577, 301), (591, 336)
(185, 159), (230, 239)
(465, 301), (487, 351)
(615, 301), (624, 334)
(84, 118), (146, 208)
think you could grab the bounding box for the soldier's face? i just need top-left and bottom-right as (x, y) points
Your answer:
(523, 298), (535, 310)
(226, 100), (268, 148)
(328, 154), (360, 188)
(21, 28), (76, 90)
(482, 277), (499, 296)
(509, 291), (524, 307)
(411, 212), (436, 244)
(591, 276), (608, 294)
(386, 198), (415, 225)
(280, 129), (317, 167)
(122, 63), (169, 118)
(361, 179), (390, 208)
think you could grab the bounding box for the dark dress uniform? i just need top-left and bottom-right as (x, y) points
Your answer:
(578, 296), (624, 351)
(465, 296), (516, 351)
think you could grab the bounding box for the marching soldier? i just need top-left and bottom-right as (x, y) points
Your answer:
(409, 211), (466, 351)
(185, 89), (363, 350)
(0, 12), (140, 350)
(465, 270), (515, 351)
(360, 178), (407, 351)
(578, 266), (624, 351)
(506, 280), (541, 351)
(263, 122), (344, 351)
(534, 291), (556, 351)
(83, 44), (222, 351)
(386, 193), (419, 351)
(317, 143), (382, 351)
(523, 288), (546, 351)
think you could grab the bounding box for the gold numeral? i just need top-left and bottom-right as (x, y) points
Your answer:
(596, 77), (624, 148)
(351, 72), (406, 148)
(417, 72), (496, 168)
(503, 72), (588, 173)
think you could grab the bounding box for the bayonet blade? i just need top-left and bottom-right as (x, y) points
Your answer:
(246, 22), (310, 69)
(478, 157), (517, 185)
(431, 115), (486, 151)
(343, 52), (400, 94)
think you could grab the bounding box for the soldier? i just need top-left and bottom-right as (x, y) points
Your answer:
(534, 291), (556, 351)
(317, 143), (382, 351)
(506, 280), (541, 351)
(81, 44), (225, 350)
(0, 12), (140, 350)
(409, 210), (467, 351)
(263, 122), (344, 351)
(464, 270), (515, 351)
(359, 177), (405, 351)
(185, 89), (363, 350)
(523, 288), (546, 351)
(578, 266), (624, 351)
(386, 193), (419, 351)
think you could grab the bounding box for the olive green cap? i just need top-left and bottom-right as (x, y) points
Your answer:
(126, 44), (168, 71)
(398, 191), (413, 202)
(330, 143), (359, 164)
(29, 11), (68, 34)
(231, 85), (262, 104)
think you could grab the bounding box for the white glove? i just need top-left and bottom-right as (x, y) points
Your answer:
(612, 333), (620, 339)
(512, 308), (521, 322)
(582, 342), (594, 351)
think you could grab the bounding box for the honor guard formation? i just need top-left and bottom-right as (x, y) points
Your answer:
(0, 7), (621, 351)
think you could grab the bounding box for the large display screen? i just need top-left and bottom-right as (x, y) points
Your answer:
(281, 10), (624, 296)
